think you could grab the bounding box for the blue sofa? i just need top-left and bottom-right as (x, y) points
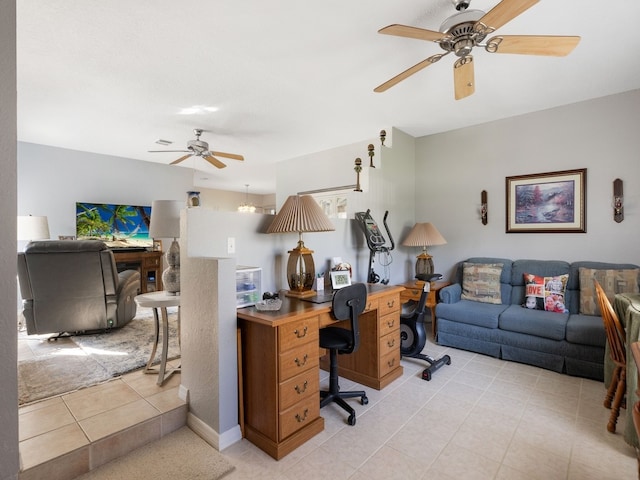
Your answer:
(435, 257), (640, 381)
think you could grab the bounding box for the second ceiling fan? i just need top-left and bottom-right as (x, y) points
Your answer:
(149, 129), (244, 169)
(374, 0), (580, 100)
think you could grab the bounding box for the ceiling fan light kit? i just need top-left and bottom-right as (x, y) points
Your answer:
(375, 0), (580, 99)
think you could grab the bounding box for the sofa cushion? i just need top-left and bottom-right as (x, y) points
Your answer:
(523, 273), (569, 313)
(436, 300), (508, 329)
(510, 260), (571, 308)
(461, 262), (503, 304)
(578, 267), (639, 315)
(499, 305), (568, 341)
(566, 313), (606, 347)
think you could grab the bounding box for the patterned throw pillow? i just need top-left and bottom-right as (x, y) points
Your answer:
(579, 268), (639, 315)
(461, 263), (503, 304)
(523, 273), (569, 313)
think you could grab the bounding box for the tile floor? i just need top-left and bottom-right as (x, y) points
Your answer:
(18, 333), (639, 480)
(18, 347), (185, 480)
(223, 339), (639, 480)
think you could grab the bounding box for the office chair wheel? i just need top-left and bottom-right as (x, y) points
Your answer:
(348, 413), (356, 426)
(361, 395), (368, 405)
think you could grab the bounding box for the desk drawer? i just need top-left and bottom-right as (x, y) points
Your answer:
(279, 395), (320, 440)
(279, 342), (319, 381)
(380, 348), (401, 378)
(379, 312), (399, 337)
(143, 256), (161, 267)
(364, 298), (377, 313)
(378, 294), (400, 316)
(279, 317), (319, 352)
(279, 370), (319, 411)
(379, 330), (400, 358)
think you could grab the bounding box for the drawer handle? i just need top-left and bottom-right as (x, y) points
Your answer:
(366, 302), (372, 310)
(387, 339), (395, 348)
(294, 381), (308, 394)
(294, 326), (308, 338)
(294, 354), (308, 367)
(411, 289), (420, 295)
(387, 358), (395, 367)
(387, 299), (395, 308)
(386, 319), (395, 328)
(295, 409), (309, 423)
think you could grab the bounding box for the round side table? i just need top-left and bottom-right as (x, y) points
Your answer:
(134, 291), (181, 385)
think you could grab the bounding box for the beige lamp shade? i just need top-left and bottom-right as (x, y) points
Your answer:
(267, 195), (335, 297)
(18, 215), (50, 241)
(402, 222), (447, 277)
(149, 200), (182, 295)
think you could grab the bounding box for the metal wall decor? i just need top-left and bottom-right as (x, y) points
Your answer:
(613, 178), (624, 223)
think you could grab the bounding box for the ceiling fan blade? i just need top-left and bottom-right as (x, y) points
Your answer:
(148, 150), (190, 153)
(204, 155), (227, 169)
(374, 54), (446, 93)
(378, 24), (448, 42)
(486, 35), (580, 56)
(453, 56), (475, 100)
(210, 151), (244, 161)
(475, 0), (539, 34)
(170, 154), (192, 165)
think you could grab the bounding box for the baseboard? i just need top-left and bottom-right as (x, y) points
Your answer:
(187, 412), (242, 451)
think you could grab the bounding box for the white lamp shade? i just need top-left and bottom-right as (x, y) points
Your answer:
(18, 215), (50, 241)
(148, 200), (182, 239)
(402, 223), (447, 247)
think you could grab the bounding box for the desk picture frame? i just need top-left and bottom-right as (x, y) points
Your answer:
(330, 270), (351, 289)
(506, 168), (586, 233)
(153, 239), (163, 252)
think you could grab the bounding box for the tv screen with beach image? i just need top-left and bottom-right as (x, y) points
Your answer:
(76, 202), (153, 249)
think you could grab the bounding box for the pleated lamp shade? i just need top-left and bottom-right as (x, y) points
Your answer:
(402, 223), (447, 277)
(267, 195), (335, 297)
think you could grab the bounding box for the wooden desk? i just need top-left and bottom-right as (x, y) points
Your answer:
(398, 281), (451, 337)
(237, 284), (403, 460)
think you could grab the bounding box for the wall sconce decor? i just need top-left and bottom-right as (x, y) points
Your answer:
(354, 158), (363, 192)
(481, 190), (488, 225)
(380, 130), (386, 146)
(368, 144), (375, 168)
(613, 178), (624, 223)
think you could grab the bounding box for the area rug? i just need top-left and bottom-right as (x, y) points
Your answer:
(18, 313), (180, 405)
(74, 426), (235, 480)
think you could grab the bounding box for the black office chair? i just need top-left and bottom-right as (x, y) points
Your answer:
(319, 282), (369, 426)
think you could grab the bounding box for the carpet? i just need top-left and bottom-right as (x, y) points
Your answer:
(18, 313), (180, 405)
(74, 426), (235, 480)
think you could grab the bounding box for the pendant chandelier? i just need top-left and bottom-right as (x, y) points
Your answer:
(238, 184), (256, 213)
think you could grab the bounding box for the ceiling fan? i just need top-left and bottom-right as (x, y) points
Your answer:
(148, 129), (244, 169)
(374, 0), (580, 100)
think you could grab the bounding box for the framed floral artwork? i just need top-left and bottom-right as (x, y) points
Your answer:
(506, 168), (586, 233)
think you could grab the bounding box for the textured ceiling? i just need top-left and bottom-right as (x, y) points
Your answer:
(16, 0), (640, 194)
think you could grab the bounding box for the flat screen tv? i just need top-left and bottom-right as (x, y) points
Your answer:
(76, 202), (153, 250)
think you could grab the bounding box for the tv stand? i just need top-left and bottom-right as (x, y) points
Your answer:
(113, 250), (163, 293)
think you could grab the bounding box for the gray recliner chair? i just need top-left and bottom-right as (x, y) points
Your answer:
(17, 240), (140, 336)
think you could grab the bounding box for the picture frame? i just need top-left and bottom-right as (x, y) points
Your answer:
(153, 239), (163, 252)
(506, 168), (586, 233)
(330, 270), (352, 290)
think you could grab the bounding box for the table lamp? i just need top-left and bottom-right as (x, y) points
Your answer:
(402, 222), (447, 277)
(149, 200), (182, 295)
(18, 215), (50, 241)
(267, 195), (335, 297)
